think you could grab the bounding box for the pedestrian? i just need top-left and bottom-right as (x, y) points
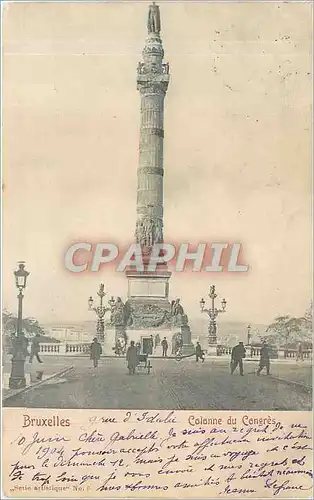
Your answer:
(155, 333), (160, 347)
(171, 335), (176, 354)
(257, 341), (270, 375)
(149, 335), (154, 355)
(230, 341), (246, 376)
(126, 340), (138, 375)
(90, 337), (102, 368)
(114, 339), (121, 356)
(161, 337), (168, 357)
(29, 333), (43, 364)
(174, 335), (182, 355)
(296, 342), (304, 362)
(195, 342), (205, 362)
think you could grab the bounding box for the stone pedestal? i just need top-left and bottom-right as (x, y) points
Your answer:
(9, 341), (27, 389)
(125, 267), (173, 330)
(127, 268), (171, 301)
(9, 357), (26, 389)
(180, 325), (195, 356)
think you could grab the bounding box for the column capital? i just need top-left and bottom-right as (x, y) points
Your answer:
(137, 74), (169, 95)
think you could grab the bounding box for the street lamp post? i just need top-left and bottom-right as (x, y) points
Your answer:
(200, 285), (227, 351)
(88, 283), (115, 343)
(247, 324), (252, 345)
(9, 262), (30, 389)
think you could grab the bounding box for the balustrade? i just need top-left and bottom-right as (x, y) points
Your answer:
(216, 346), (232, 356)
(39, 343), (60, 354)
(65, 343), (90, 354)
(35, 341), (312, 359)
(216, 345), (312, 360)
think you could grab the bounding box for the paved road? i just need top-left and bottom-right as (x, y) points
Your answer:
(3, 356), (312, 411)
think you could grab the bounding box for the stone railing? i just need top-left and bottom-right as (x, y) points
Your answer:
(217, 346), (233, 356)
(217, 346), (263, 357)
(39, 343), (61, 354)
(278, 349), (312, 359)
(216, 345), (312, 360)
(65, 343), (90, 355)
(37, 342), (312, 360)
(39, 343), (90, 356)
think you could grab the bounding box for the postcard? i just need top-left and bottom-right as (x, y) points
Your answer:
(2, 1), (313, 498)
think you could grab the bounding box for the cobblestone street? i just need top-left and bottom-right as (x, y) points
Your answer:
(3, 356), (312, 411)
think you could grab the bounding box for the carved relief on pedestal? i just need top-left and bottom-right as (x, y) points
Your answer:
(125, 297), (192, 331)
(154, 218), (163, 243)
(127, 303), (172, 329)
(135, 217), (163, 246)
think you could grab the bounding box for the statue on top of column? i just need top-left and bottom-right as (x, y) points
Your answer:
(147, 2), (161, 35)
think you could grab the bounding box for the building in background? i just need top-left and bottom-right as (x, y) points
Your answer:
(42, 321), (96, 343)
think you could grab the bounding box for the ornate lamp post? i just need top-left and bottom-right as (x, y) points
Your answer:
(247, 324), (252, 345)
(200, 285), (227, 349)
(9, 262), (30, 389)
(88, 283), (115, 343)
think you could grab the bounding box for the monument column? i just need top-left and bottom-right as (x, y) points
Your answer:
(124, 4), (194, 356)
(135, 2), (169, 251)
(126, 3), (171, 306)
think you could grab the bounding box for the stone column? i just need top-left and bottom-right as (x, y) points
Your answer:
(135, 28), (170, 251)
(126, 5), (172, 315)
(137, 93), (165, 243)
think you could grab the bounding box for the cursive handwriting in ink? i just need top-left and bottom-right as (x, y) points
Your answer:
(222, 484), (256, 495)
(125, 471), (151, 478)
(110, 429), (158, 443)
(21, 432), (70, 456)
(136, 411), (176, 424)
(265, 478), (313, 496)
(125, 480), (168, 491)
(89, 415), (117, 425)
(96, 472), (122, 492)
(182, 428), (206, 436)
(32, 472), (51, 486)
(9, 461), (35, 481)
(79, 430), (107, 443)
(157, 453), (194, 475)
(35, 445), (65, 461)
(56, 471), (78, 483)
(80, 473), (100, 485)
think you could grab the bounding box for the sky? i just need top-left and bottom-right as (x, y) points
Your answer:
(2, 1), (312, 326)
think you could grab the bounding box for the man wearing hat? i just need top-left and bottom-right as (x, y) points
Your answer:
(126, 341), (138, 375)
(90, 337), (102, 368)
(230, 341), (246, 376)
(257, 341), (271, 375)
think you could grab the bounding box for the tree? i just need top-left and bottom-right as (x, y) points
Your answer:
(266, 315), (302, 348)
(300, 303), (313, 340)
(2, 310), (45, 337)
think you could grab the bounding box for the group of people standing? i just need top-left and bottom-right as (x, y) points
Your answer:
(89, 335), (274, 376)
(230, 341), (271, 376)
(90, 337), (138, 374)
